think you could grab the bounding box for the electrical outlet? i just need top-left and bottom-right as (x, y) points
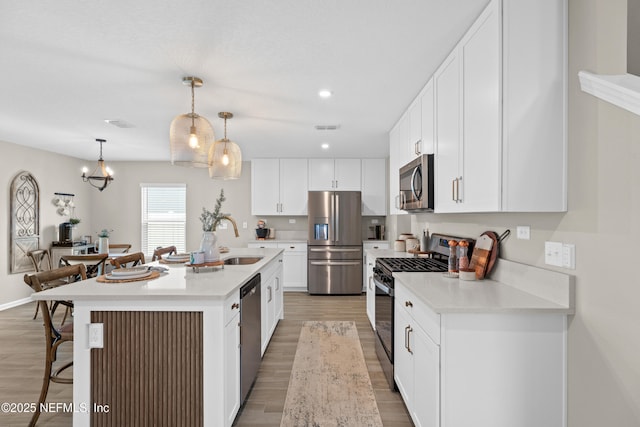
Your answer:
(371, 219), (379, 224)
(289, 219), (296, 224)
(242, 221), (247, 229)
(218, 222), (228, 229)
(89, 323), (104, 348)
(562, 244), (575, 269)
(544, 241), (563, 267)
(516, 226), (530, 240)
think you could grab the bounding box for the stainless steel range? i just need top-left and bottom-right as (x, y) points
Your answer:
(373, 233), (474, 390)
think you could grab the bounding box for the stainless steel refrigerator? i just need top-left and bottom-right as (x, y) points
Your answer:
(307, 191), (362, 294)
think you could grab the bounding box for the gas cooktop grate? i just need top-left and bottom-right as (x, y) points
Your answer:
(376, 257), (448, 273)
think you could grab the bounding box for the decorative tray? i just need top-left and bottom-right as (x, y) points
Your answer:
(185, 260), (224, 273)
(97, 270), (161, 283)
(159, 258), (188, 264)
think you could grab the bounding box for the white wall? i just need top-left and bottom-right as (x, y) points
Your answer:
(402, 1), (639, 424)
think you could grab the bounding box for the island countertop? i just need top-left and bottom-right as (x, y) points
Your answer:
(31, 247), (283, 302)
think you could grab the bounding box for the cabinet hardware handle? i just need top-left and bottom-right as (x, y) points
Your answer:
(268, 285), (272, 302)
(231, 303), (239, 310)
(452, 178), (456, 202)
(405, 300), (413, 307)
(368, 276), (373, 290)
(276, 277), (280, 291)
(290, 246), (295, 249)
(457, 176), (462, 203)
(407, 326), (414, 354)
(279, 259), (283, 262)
(404, 325), (410, 350)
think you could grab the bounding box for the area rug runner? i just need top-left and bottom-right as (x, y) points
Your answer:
(280, 321), (383, 427)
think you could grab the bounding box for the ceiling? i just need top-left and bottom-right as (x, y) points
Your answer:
(0, 0), (488, 162)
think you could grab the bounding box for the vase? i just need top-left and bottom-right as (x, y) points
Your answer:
(200, 231), (220, 262)
(98, 237), (109, 254)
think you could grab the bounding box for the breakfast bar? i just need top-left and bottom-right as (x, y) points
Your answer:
(32, 248), (283, 427)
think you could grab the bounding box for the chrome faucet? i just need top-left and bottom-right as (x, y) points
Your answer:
(213, 216), (240, 237)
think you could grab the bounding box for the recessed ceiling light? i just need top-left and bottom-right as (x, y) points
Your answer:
(318, 89), (332, 98)
(321, 143), (330, 150)
(104, 119), (135, 128)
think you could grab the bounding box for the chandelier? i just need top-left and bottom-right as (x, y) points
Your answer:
(209, 112), (242, 180)
(81, 139), (114, 191)
(169, 76), (214, 167)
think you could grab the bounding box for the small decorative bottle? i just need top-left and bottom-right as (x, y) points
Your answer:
(448, 240), (458, 273)
(458, 240), (469, 270)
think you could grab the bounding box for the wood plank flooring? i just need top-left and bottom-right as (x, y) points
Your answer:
(0, 293), (412, 427)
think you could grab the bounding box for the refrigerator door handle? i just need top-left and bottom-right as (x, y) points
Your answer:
(309, 247), (361, 252)
(310, 261), (362, 266)
(334, 193), (340, 244)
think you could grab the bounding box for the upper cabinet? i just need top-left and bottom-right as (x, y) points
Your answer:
(392, 0), (567, 213)
(361, 158), (387, 216)
(308, 158), (361, 191)
(389, 117), (408, 215)
(251, 159), (308, 216)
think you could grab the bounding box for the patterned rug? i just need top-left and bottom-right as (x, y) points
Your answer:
(280, 321), (383, 427)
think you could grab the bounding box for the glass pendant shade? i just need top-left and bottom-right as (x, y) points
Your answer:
(208, 138), (242, 179)
(169, 113), (214, 167)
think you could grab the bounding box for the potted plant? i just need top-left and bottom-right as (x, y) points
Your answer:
(199, 189), (227, 262)
(97, 229), (112, 254)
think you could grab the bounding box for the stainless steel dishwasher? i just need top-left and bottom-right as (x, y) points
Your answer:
(240, 274), (261, 404)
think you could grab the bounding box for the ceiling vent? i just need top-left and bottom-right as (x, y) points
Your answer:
(314, 124), (341, 131)
(105, 119), (135, 128)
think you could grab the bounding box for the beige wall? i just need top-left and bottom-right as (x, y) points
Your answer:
(406, 0), (639, 425)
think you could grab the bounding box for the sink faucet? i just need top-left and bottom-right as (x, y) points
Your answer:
(213, 216), (240, 237)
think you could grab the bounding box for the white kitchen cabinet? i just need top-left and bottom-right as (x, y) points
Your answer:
(436, 0), (501, 213)
(279, 243), (307, 292)
(395, 280), (567, 427)
(248, 242), (306, 292)
(251, 158), (308, 215)
(434, 48), (463, 213)
(408, 97), (422, 159)
(363, 242), (390, 328)
(361, 158), (387, 216)
(259, 253), (283, 356)
(395, 285), (440, 427)
(308, 158), (361, 191)
(388, 117), (408, 215)
(223, 292), (240, 426)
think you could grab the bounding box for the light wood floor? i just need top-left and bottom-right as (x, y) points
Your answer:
(0, 293), (412, 427)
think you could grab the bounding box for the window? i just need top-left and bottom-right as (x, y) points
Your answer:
(141, 184), (186, 256)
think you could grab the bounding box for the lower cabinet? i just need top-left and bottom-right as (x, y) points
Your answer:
(223, 293), (241, 425)
(394, 281), (567, 427)
(394, 291), (439, 427)
(363, 242), (390, 329)
(248, 242), (307, 291)
(260, 253), (283, 356)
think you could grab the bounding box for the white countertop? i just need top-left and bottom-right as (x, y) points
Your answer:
(32, 248), (283, 302)
(395, 271), (573, 314)
(366, 250), (575, 315)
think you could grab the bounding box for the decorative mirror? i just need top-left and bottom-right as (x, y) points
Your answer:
(9, 171), (40, 273)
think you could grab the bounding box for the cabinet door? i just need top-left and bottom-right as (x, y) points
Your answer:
(408, 98), (422, 158)
(361, 158), (387, 215)
(281, 249), (306, 291)
(412, 326), (440, 427)
(421, 79), (435, 155)
(434, 50), (463, 213)
(334, 159), (361, 190)
(308, 158), (336, 190)
(274, 275), (283, 321)
(460, 0), (501, 212)
(394, 305), (414, 408)
(279, 159), (308, 215)
(388, 120), (407, 215)
(251, 159), (280, 215)
(224, 312), (240, 425)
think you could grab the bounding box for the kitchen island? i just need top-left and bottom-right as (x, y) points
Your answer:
(32, 247), (283, 427)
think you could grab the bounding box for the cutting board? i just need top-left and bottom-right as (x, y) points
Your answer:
(469, 235), (493, 279)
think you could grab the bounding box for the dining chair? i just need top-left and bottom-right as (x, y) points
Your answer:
(108, 243), (131, 254)
(26, 249), (68, 320)
(151, 245), (177, 261)
(59, 253), (109, 278)
(110, 251), (146, 269)
(23, 263), (87, 427)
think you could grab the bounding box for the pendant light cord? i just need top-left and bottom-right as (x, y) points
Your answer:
(191, 80), (196, 128)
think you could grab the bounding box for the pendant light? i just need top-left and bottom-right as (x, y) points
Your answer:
(81, 139), (114, 191)
(209, 112), (242, 180)
(169, 76), (214, 167)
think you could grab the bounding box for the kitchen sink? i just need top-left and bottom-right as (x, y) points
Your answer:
(223, 256), (263, 265)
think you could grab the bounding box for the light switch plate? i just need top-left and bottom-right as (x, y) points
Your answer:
(89, 323), (104, 348)
(545, 241), (563, 267)
(516, 226), (531, 240)
(562, 244), (575, 269)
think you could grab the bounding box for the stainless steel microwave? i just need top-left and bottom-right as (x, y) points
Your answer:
(398, 154), (434, 212)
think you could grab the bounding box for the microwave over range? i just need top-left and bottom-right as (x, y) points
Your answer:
(398, 154), (434, 212)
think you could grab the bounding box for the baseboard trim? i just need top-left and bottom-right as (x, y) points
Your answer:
(0, 297), (33, 311)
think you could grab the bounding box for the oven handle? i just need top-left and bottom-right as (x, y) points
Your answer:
(373, 276), (394, 296)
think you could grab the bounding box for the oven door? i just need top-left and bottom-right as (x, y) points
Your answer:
(374, 276), (394, 362)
